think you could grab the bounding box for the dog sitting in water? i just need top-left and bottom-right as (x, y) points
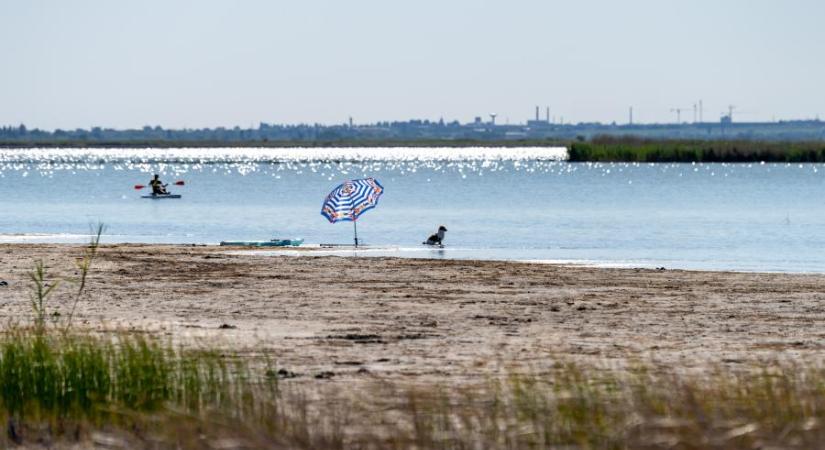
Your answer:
(423, 226), (448, 246)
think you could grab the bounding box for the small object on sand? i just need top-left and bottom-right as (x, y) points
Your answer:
(218, 323), (237, 329)
(333, 360), (364, 366)
(656, 267), (667, 271)
(0, 281), (7, 287)
(315, 371), (335, 379)
(91, 432), (129, 449)
(274, 368), (298, 379)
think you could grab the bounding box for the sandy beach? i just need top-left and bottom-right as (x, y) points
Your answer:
(1, 244), (823, 381)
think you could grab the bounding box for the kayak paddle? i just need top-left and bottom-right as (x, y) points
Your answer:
(134, 181), (183, 189)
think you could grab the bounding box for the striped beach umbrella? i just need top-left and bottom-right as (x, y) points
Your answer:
(321, 177), (384, 247)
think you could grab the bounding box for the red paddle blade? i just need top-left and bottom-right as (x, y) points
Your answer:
(134, 185), (145, 190)
(174, 180), (185, 186)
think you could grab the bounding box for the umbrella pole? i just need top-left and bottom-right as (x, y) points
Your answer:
(353, 220), (358, 248)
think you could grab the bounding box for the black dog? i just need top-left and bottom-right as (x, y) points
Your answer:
(423, 225), (448, 246)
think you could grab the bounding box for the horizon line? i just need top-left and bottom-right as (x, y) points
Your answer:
(4, 117), (825, 133)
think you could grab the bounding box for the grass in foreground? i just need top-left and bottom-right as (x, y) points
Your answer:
(9, 233), (824, 448)
(1, 330), (825, 449)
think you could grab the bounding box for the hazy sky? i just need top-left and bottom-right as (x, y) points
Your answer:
(2, 0), (824, 129)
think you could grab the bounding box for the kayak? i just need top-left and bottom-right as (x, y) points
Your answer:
(219, 238), (304, 247)
(141, 194), (181, 199)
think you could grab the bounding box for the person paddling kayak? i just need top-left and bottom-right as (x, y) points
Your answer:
(149, 174), (168, 195)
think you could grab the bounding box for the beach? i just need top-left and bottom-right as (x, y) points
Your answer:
(2, 243), (823, 379)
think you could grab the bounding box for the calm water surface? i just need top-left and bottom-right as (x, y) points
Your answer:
(1, 147), (823, 272)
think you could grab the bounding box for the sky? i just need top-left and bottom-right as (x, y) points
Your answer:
(1, 0), (824, 130)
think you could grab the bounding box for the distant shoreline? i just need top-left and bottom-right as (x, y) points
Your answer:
(4, 137), (825, 162)
(0, 138), (567, 149)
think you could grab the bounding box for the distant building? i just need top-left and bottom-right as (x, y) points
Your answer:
(526, 120), (551, 128)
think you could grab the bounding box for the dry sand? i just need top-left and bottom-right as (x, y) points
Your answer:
(1, 244), (824, 381)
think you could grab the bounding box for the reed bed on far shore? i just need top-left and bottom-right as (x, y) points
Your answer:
(570, 136), (825, 162)
(1, 329), (825, 449)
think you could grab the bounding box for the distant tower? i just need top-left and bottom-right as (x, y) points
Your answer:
(348, 117), (353, 128)
(670, 107), (688, 124)
(546, 106), (550, 123)
(489, 113), (497, 126)
(629, 107), (633, 125)
(535, 106), (540, 122)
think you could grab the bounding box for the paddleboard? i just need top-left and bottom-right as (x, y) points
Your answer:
(219, 238), (304, 247)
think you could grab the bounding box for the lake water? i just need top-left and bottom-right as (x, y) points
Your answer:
(1, 147), (824, 273)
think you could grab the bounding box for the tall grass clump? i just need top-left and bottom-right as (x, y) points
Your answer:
(2, 224), (276, 444)
(0, 330), (280, 446)
(0, 332), (233, 420)
(28, 223), (102, 334)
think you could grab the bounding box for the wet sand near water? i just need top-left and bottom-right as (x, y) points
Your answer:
(0, 244), (823, 381)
